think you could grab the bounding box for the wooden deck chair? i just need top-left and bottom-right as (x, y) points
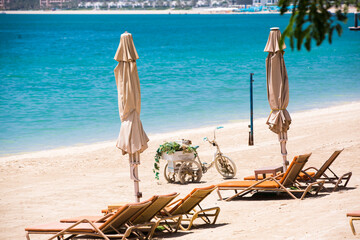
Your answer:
(299, 149), (352, 191)
(25, 200), (154, 240)
(59, 193), (182, 239)
(347, 211), (360, 235)
(160, 185), (220, 231)
(131, 193), (183, 236)
(243, 170), (312, 181)
(243, 150), (351, 190)
(217, 153), (325, 201)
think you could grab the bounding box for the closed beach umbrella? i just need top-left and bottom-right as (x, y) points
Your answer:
(264, 28), (291, 172)
(114, 32), (149, 202)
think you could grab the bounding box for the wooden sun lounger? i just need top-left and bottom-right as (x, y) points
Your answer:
(299, 149), (352, 191)
(160, 185), (220, 231)
(59, 193), (182, 239)
(217, 153), (325, 201)
(131, 193), (182, 236)
(25, 200), (154, 240)
(242, 150), (351, 192)
(347, 211), (360, 235)
(243, 171), (315, 181)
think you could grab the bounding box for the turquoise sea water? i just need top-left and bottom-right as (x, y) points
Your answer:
(1, 14), (360, 155)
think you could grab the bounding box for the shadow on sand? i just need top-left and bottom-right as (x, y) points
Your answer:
(154, 223), (229, 239)
(220, 185), (357, 201)
(221, 191), (330, 201)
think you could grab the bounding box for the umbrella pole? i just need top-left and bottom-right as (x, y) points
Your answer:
(281, 142), (287, 172)
(279, 132), (289, 172)
(129, 153), (142, 202)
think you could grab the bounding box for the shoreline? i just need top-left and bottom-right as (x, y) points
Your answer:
(1, 100), (359, 162)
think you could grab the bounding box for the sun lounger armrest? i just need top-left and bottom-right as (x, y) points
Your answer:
(266, 173), (285, 181)
(300, 170), (316, 180)
(303, 167), (319, 172)
(326, 167), (339, 178)
(123, 222), (157, 240)
(50, 218), (106, 240)
(155, 214), (183, 221)
(245, 174), (285, 187)
(166, 198), (183, 207)
(259, 173), (285, 182)
(96, 213), (114, 223)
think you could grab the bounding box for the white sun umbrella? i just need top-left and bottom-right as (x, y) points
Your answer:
(264, 27), (292, 172)
(114, 32), (149, 202)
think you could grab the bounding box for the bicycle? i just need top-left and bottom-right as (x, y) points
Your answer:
(163, 126), (237, 184)
(199, 126), (237, 179)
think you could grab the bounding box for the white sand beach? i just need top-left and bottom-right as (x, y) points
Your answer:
(1, 101), (360, 239)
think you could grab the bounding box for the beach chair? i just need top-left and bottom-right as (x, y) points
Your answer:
(160, 185), (220, 231)
(131, 193), (183, 235)
(25, 200), (154, 240)
(347, 211), (360, 235)
(299, 149), (352, 191)
(243, 150), (351, 187)
(217, 153), (325, 201)
(60, 193), (183, 239)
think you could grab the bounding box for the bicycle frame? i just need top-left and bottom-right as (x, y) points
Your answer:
(197, 128), (224, 171)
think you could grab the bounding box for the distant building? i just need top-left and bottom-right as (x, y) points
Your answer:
(0, 0), (10, 10)
(253, 0), (277, 5)
(39, 0), (72, 8)
(234, 0), (252, 5)
(231, 0), (277, 7)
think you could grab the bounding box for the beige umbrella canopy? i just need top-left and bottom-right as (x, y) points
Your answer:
(264, 27), (291, 172)
(114, 32), (149, 202)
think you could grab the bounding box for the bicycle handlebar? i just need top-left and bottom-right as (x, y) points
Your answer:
(204, 126), (224, 143)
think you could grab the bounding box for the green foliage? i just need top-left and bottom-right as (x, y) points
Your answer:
(278, 0), (359, 51)
(153, 141), (198, 180)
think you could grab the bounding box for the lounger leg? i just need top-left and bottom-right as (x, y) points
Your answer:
(146, 222), (158, 240)
(343, 172), (352, 187)
(154, 214), (182, 235)
(350, 218), (356, 235)
(179, 207), (220, 231)
(271, 178), (298, 200)
(281, 187), (298, 200)
(314, 181), (325, 195)
(180, 213), (198, 231)
(333, 177), (342, 191)
(334, 172), (352, 191)
(210, 207), (220, 224)
(300, 181), (324, 200)
(163, 215), (183, 233)
(26, 233), (30, 240)
(122, 226), (137, 240)
(217, 188), (223, 201)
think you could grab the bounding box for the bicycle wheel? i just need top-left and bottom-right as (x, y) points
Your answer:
(215, 155), (237, 179)
(164, 162), (181, 183)
(178, 160), (203, 184)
